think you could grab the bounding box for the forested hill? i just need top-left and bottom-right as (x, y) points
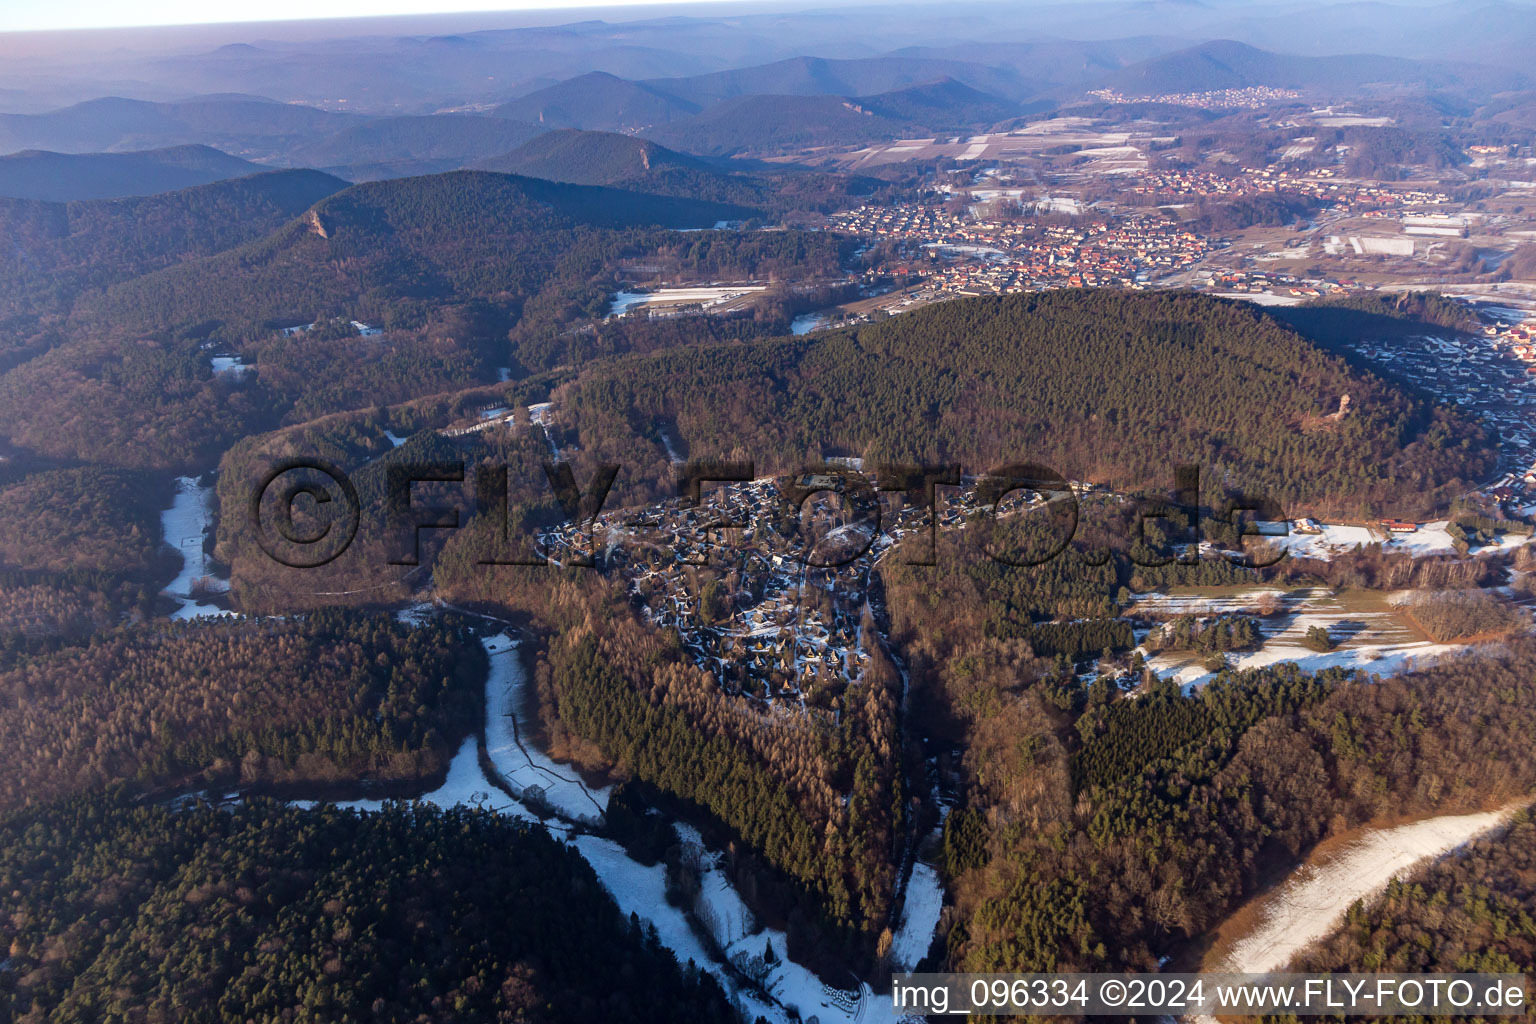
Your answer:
(65, 170), (754, 335)
(474, 128), (884, 214)
(0, 798), (733, 1023)
(0, 169), (843, 469)
(0, 143), (263, 202)
(477, 129), (709, 184)
(568, 290), (1495, 516)
(0, 169), (348, 322)
(474, 128), (768, 210)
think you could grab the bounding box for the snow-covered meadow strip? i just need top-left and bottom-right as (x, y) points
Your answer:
(308, 736), (538, 821)
(1220, 806), (1522, 975)
(890, 862), (943, 971)
(160, 475), (233, 621)
(481, 634), (610, 822)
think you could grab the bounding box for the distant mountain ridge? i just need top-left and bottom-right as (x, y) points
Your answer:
(492, 72), (700, 131)
(0, 95), (359, 156)
(645, 79), (1019, 157)
(473, 129), (707, 183)
(476, 128), (887, 215)
(637, 54), (1035, 106)
(0, 144), (266, 201)
(0, 96), (540, 181)
(1094, 39), (1511, 98)
(283, 114), (547, 180)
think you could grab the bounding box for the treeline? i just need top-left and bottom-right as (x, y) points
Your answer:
(1144, 613), (1262, 653)
(0, 796), (733, 1023)
(0, 610), (484, 811)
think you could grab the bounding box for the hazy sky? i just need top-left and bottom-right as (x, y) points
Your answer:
(0, 0), (704, 33)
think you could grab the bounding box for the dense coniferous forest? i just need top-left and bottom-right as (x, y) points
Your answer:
(0, 467), (166, 575)
(0, 467), (172, 665)
(935, 641), (1536, 975)
(0, 611), (484, 811)
(0, 797), (734, 1023)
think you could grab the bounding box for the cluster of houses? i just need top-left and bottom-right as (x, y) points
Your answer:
(533, 477), (890, 716)
(528, 467), (1061, 713)
(1194, 268), (1369, 298)
(1086, 85), (1302, 110)
(1128, 166), (1451, 210)
(1339, 307), (1536, 506)
(832, 202), (1214, 295)
(277, 318), (384, 337)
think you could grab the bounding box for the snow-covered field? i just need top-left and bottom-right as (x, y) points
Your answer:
(607, 286), (767, 317)
(481, 633), (610, 823)
(1210, 291), (1303, 306)
(209, 354), (251, 378)
(1385, 521), (1458, 557)
(160, 475), (232, 620)
(1139, 586), (1462, 690)
(311, 736), (538, 821)
(1260, 519), (1526, 560)
(1272, 523), (1379, 559)
(890, 862), (943, 970)
(1217, 807), (1521, 975)
(790, 312), (828, 335)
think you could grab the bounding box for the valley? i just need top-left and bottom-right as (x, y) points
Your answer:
(4, 2), (1536, 1020)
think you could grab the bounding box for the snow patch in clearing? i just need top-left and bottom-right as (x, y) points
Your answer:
(890, 861), (943, 970)
(325, 737), (538, 821)
(481, 633), (610, 823)
(1273, 524), (1378, 560)
(1220, 807), (1519, 975)
(160, 475), (232, 620)
(1386, 521), (1457, 556)
(209, 355), (250, 378)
